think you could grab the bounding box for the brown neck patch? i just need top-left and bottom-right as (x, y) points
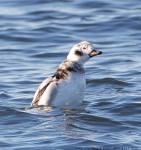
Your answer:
(53, 67), (76, 80)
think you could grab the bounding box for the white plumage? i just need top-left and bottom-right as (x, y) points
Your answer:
(31, 41), (102, 107)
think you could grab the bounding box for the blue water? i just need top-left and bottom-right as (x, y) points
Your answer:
(0, 0), (141, 149)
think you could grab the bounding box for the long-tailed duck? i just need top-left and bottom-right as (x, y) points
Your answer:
(31, 41), (102, 107)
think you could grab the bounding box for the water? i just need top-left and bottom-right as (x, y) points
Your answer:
(0, 0), (141, 149)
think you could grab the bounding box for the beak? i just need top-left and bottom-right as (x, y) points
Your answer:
(89, 49), (102, 58)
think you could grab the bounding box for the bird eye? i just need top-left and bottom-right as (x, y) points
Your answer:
(83, 47), (86, 50)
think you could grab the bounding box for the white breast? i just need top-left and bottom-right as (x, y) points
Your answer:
(53, 73), (86, 106)
(38, 72), (86, 106)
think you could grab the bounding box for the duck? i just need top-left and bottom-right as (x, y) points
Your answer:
(31, 41), (102, 107)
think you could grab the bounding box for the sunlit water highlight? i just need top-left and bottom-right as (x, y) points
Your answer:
(0, 0), (141, 149)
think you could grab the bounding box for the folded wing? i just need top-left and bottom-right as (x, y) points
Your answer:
(31, 77), (53, 106)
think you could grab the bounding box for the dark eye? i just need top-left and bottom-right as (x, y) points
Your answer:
(83, 47), (86, 50)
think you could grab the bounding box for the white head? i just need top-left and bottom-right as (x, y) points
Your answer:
(67, 41), (102, 64)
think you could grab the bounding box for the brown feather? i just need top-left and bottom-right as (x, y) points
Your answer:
(53, 67), (76, 80)
(33, 82), (51, 105)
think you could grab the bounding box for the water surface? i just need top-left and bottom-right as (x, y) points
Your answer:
(0, 0), (141, 149)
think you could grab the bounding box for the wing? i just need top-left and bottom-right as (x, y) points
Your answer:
(31, 77), (53, 106)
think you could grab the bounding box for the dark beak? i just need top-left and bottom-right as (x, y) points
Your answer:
(89, 49), (102, 58)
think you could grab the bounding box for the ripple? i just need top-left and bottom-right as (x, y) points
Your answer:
(0, 106), (44, 130)
(0, 92), (11, 99)
(87, 78), (131, 86)
(76, 1), (109, 9)
(31, 52), (67, 58)
(0, 0), (141, 148)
